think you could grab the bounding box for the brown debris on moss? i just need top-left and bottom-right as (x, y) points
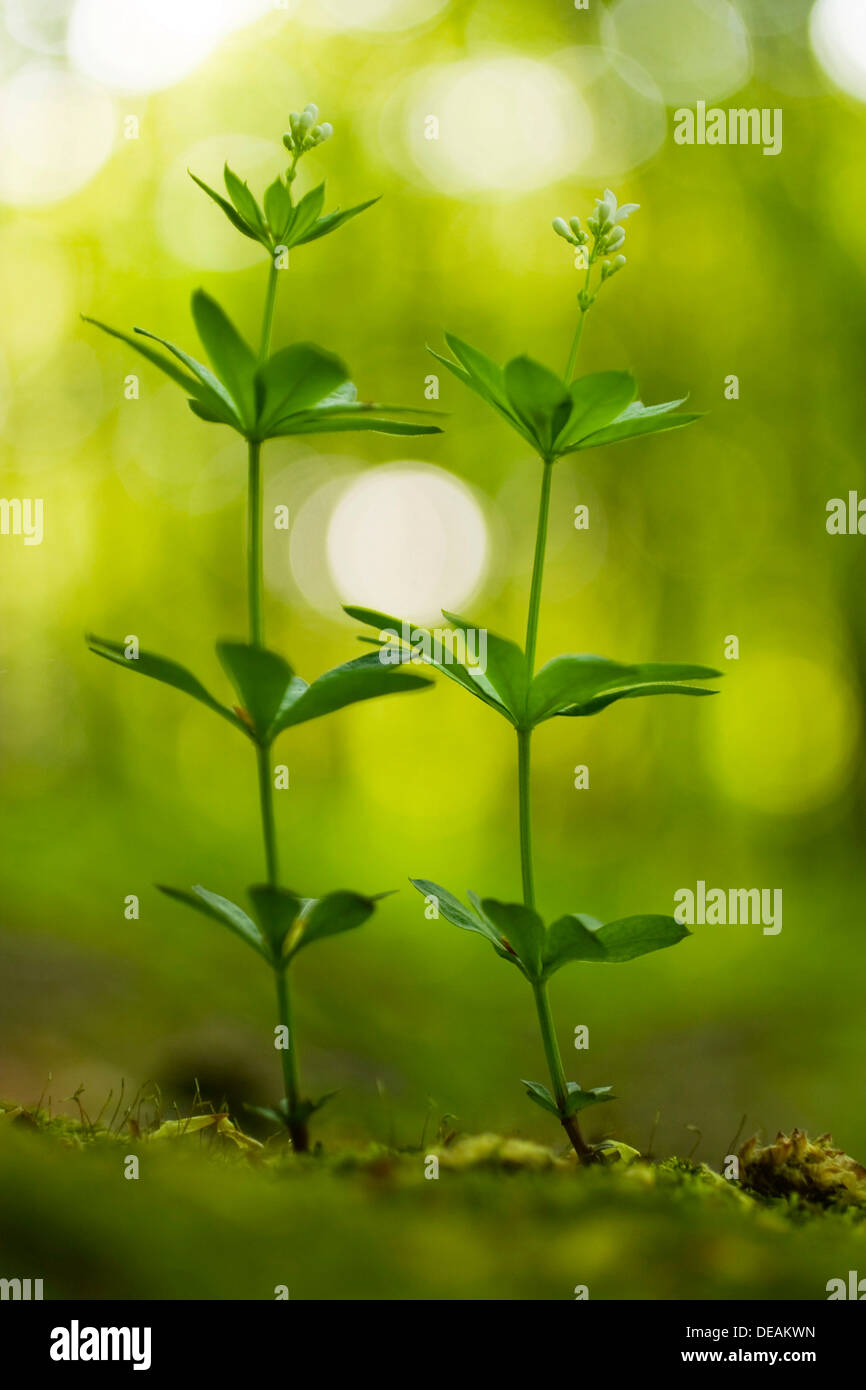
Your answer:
(738, 1129), (866, 1207)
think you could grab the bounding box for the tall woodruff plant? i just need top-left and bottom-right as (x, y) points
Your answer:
(349, 191), (721, 1163)
(85, 106), (440, 1152)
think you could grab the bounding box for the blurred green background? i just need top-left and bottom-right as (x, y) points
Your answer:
(2, 0), (866, 1298)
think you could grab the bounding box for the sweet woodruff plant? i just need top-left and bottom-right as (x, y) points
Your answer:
(349, 190), (721, 1162)
(85, 106), (441, 1152)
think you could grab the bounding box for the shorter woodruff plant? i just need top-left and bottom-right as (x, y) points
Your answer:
(85, 106), (440, 1152)
(349, 190), (720, 1163)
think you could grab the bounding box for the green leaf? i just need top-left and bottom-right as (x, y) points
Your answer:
(504, 355), (572, 455)
(134, 325), (242, 429)
(542, 913), (607, 977)
(82, 316), (239, 427)
(191, 290), (257, 430)
(410, 879), (503, 950)
(87, 634), (243, 732)
(575, 399), (702, 451)
(271, 652), (432, 736)
(216, 641), (297, 743)
(431, 334), (536, 447)
(542, 912), (690, 976)
(189, 170), (263, 242)
(284, 890), (377, 961)
(285, 181), (325, 245)
(255, 342), (349, 435)
(480, 899), (545, 980)
(554, 371), (637, 451)
(223, 163), (268, 241)
(564, 1082), (615, 1116)
(442, 612), (528, 723)
(558, 662), (721, 717)
(343, 606), (510, 719)
(528, 654), (636, 725)
(269, 409), (442, 438)
(522, 1080), (560, 1116)
(247, 885), (302, 959)
(263, 176), (293, 239)
(158, 884), (270, 961)
(292, 196), (380, 246)
(593, 914), (690, 962)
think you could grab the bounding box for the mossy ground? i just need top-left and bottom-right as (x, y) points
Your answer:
(2, 1102), (864, 1300)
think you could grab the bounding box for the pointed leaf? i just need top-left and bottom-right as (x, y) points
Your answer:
(284, 890), (376, 961)
(285, 181), (325, 245)
(594, 914), (690, 962)
(529, 654), (636, 725)
(522, 1080), (560, 1116)
(134, 326), (242, 428)
(411, 872), (514, 961)
(269, 411), (442, 438)
(189, 170), (262, 241)
(343, 606), (509, 718)
(429, 341), (535, 447)
(542, 913), (607, 977)
(263, 176), (293, 239)
(442, 612), (527, 724)
(87, 634), (243, 732)
(575, 405), (702, 450)
(559, 663), (721, 717)
(223, 164), (268, 240)
(216, 641), (296, 743)
(564, 1082), (615, 1115)
(83, 316), (239, 427)
(480, 899), (545, 980)
(255, 342), (349, 434)
(554, 371), (637, 451)
(271, 651), (431, 736)
(191, 290), (257, 429)
(157, 884), (270, 960)
(504, 355), (572, 455)
(247, 885), (302, 958)
(292, 196), (380, 246)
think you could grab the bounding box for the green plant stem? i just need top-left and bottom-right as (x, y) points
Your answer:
(274, 965), (309, 1153)
(256, 743), (279, 886)
(563, 263), (593, 383)
(251, 256), (308, 1151)
(247, 439), (264, 648)
(517, 728), (534, 909)
(533, 981), (594, 1161)
(259, 258), (279, 361)
(520, 455), (592, 1163)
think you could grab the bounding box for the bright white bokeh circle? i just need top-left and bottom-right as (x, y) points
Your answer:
(810, 0), (866, 102)
(68, 0), (273, 94)
(0, 65), (115, 206)
(303, 0), (448, 32)
(382, 54), (592, 196)
(602, 0), (752, 107)
(325, 464), (489, 620)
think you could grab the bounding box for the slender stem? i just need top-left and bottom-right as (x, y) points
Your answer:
(247, 439), (264, 648)
(256, 743), (279, 886)
(524, 459), (553, 676)
(533, 981), (594, 1161)
(259, 258), (279, 362)
(563, 263), (593, 383)
(520, 456), (593, 1162)
(517, 729), (535, 909)
(250, 251), (309, 1150)
(275, 966), (309, 1153)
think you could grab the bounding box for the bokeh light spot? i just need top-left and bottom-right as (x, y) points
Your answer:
(0, 65), (115, 206)
(325, 464), (489, 621)
(602, 0), (752, 107)
(711, 651), (859, 816)
(810, 0), (866, 102)
(382, 55), (591, 196)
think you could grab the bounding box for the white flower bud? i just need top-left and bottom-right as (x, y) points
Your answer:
(552, 217), (573, 241)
